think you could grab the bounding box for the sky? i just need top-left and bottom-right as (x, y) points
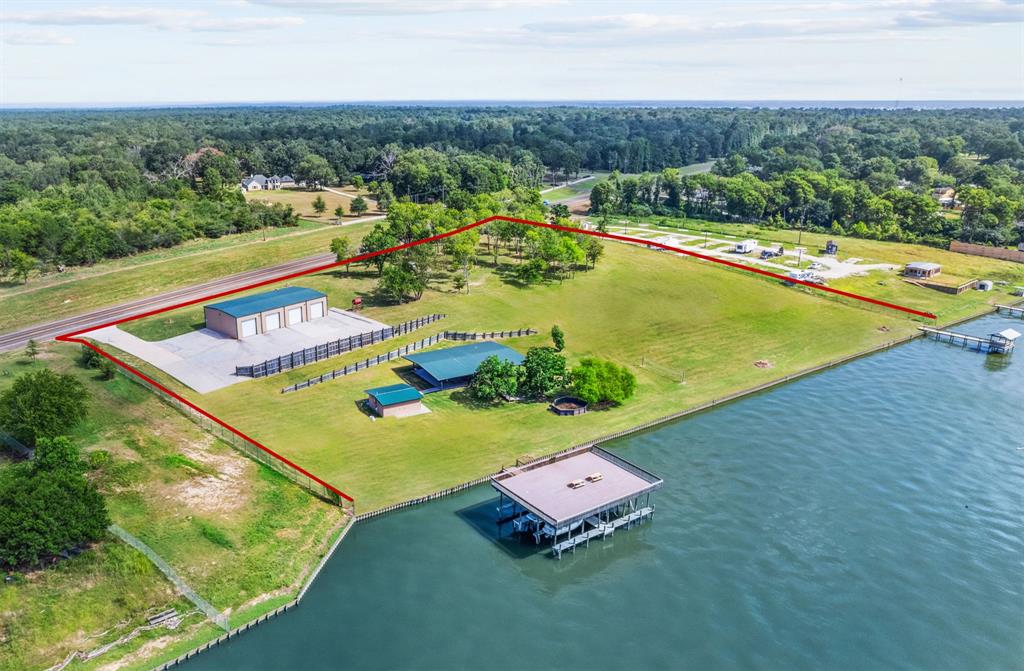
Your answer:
(0, 0), (1022, 106)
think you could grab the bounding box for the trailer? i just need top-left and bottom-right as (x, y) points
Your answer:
(734, 239), (758, 254)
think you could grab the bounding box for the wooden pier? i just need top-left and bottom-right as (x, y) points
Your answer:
(551, 506), (655, 558)
(996, 304), (1024, 319)
(919, 326), (1018, 354)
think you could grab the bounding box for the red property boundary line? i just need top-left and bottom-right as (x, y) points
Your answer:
(55, 215), (937, 505)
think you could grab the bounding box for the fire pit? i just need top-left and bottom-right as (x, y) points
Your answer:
(550, 396), (588, 416)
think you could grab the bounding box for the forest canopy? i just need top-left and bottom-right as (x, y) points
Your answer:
(0, 105), (1021, 277)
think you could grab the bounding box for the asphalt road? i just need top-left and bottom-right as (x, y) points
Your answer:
(0, 251), (342, 352)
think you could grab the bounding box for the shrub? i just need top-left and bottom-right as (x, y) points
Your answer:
(570, 358), (637, 406)
(551, 325), (565, 352)
(87, 450), (111, 469)
(195, 520), (234, 550)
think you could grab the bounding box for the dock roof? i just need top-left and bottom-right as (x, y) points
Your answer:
(491, 448), (663, 527)
(205, 287), (325, 319)
(404, 341), (524, 382)
(995, 328), (1021, 341)
(365, 383), (423, 406)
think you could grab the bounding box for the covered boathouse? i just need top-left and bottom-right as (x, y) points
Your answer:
(491, 447), (663, 558)
(404, 341), (524, 389)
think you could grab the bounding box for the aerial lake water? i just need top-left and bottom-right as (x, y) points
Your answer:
(188, 313), (1022, 670)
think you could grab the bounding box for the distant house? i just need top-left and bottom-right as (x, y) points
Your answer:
(904, 261), (942, 279)
(931, 187), (957, 208)
(240, 174), (291, 191)
(241, 174), (269, 191)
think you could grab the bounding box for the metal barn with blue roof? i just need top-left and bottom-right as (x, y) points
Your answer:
(204, 286), (328, 339)
(404, 341), (524, 389)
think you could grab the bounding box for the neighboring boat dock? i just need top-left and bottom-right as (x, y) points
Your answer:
(919, 326), (1020, 354)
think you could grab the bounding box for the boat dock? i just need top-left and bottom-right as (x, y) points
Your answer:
(551, 506), (655, 557)
(491, 446), (663, 559)
(996, 304), (1024, 319)
(919, 326), (1019, 354)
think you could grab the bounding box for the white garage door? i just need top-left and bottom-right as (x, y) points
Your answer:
(287, 307), (303, 325)
(240, 318), (257, 338)
(308, 302), (324, 319)
(264, 312), (281, 331)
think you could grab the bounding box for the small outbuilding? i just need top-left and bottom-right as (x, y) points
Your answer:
(404, 341), (524, 389)
(904, 262), (942, 279)
(204, 286), (328, 339)
(365, 383), (425, 418)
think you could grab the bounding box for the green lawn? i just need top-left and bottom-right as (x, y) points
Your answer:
(609, 216), (1024, 323)
(110, 236), (1020, 512)
(0, 220), (372, 335)
(0, 344), (345, 671)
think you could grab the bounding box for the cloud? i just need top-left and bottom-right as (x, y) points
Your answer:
(424, 0), (1024, 49)
(6, 5), (304, 32)
(4, 30), (75, 46)
(7, 7), (205, 26)
(189, 16), (305, 31)
(248, 0), (564, 14)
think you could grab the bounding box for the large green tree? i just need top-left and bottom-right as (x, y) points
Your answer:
(0, 369), (88, 446)
(295, 154), (337, 190)
(0, 437), (109, 568)
(519, 347), (566, 400)
(468, 355), (523, 402)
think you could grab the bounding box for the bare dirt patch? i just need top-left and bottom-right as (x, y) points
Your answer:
(165, 438), (252, 515)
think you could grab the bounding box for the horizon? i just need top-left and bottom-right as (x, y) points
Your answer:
(2, 0), (1021, 105)
(3, 98), (1023, 112)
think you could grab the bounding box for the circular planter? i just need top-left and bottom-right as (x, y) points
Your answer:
(550, 396), (588, 416)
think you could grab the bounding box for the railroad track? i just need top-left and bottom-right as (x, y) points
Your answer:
(0, 252), (337, 352)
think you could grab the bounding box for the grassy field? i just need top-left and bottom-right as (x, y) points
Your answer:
(107, 233), (1021, 512)
(544, 162), (716, 202)
(0, 219), (330, 295)
(604, 216), (1024, 323)
(0, 221), (373, 335)
(541, 172), (610, 201)
(0, 343), (345, 671)
(245, 186), (380, 219)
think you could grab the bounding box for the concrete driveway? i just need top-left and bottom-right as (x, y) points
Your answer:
(89, 308), (388, 393)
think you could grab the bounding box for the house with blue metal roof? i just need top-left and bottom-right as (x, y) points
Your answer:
(365, 383), (425, 418)
(204, 286), (328, 339)
(404, 341), (524, 389)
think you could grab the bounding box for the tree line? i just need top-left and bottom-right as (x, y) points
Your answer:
(1, 105), (1021, 276)
(590, 121), (1024, 247)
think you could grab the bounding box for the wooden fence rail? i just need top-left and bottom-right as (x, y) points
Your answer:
(236, 314), (445, 378)
(281, 328), (537, 394)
